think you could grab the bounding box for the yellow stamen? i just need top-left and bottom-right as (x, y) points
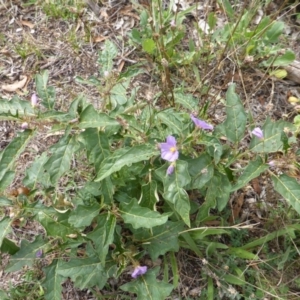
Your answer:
(170, 147), (176, 153)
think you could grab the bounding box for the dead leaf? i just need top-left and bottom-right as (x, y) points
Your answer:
(93, 35), (108, 43)
(21, 20), (34, 28)
(251, 178), (261, 194)
(204, 220), (221, 226)
(1, 75), (28, 92)
(228, 193), (244, 224)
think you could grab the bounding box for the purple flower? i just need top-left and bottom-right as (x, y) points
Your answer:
(167, 164), (175, 175)
(36, 249), (43, 258)
(252, 127), (264, 139)
(131, 265), (147, 278)
(159, 136), (179, 162)
(31, 93), (38, 107)
(190, 114), (214, 130)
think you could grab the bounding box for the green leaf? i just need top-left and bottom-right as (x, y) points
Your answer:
(120, 267), (173, 300)
(110, 79), (130, 109)
(78, 105), (120, 129)
(207, 277), (214, 300)
(42, 260), (64, 300)
(232, 157), (269, 191)
(57, 257), (108, 289)
(68, 202), (101, 228)
(201, 135), (223, 164)
(100, 177), (114, 204)
(36, 70), (56, 109)
(142, 38), (156, 54)
(120, 199), (171, 229)
(87, 213), (116, 264)
(250, 118), (295, 153)
(272, 174), (300, 215)
(174, 93), (198, 110)
(134, 221), (184, 260)
(0, 290), (9, 300)
(206, 171), (231, 211)
(139, 180), (159, 210)
(44, 134), (79, 184)
(0, 130), (34, 190)
(98, 40), (118, 74)
(32, 204), (75, 240)
(188, 153), (214, 189)
(0, 171), (15, 191)
(0, 97), (35, 119)
(0, 197), (13, 207)
(241, 227), (295, 250)
(156, 160), (191, 226)
(272, 50), (295, 67)
(157, 109), (184, 134)
(80, 128), (110, 173)
(207, 12), (217, 31)
(227, 247), (258, 259)
(129, 28), (141, 44)
(266, 21), (284, 42)
(96, 144), (158, 181)
(23, 152), (50, 189)
(0, 238), (19, 255)
(217, 0), (234, 19)
(222, 84), (247, 143)
(0, 217), (12, 247)
(6, 235), (44, 272)
(223, 272), (245, 286)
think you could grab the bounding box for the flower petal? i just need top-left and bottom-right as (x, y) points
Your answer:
(161, 149), (178, 162)
(166, 135), (177, 146)
(190, 114), (214, 130)
(252, 127), (264, 139)
(167, 164), (175, 175)
(131, 265), (148, 278)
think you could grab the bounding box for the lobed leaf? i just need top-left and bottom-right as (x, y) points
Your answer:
(68, 203), (101, 228)
(96, 144), (158, 181)
(78, 105), (120, 129)
(120, 267), (173, 300)
(87, 213), (116, 264)
(57, 257), (108, 289)
(44, 134), (79, 184)
(232, 157), (269, 191)
(187, 153), (214, 189)
(250, 118), (295, 153)
(139, 180), (159, 210)
(174, 92), (198, 110)
(80, 128), (110, 173)
(98, 40), (118, 74)
(157, 109), (184, 135)
(222, 84), (247, 143)
(23, 152), (50, 189)
(0, 217), (12, 248)
(0, 130), (34, 190)
(42, 260), (64, 300)
(36, 70), (56, 109)
(272, 174), (300, 215)
(156, 160), (191, 226)
(120, 199), (171, 229)
(134, 221), (184, 260)
(0, 97), (35, 119)
(6, 235), (44, 272)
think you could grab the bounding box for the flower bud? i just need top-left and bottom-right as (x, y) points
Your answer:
(21, 122), (28, 129)
(31, 93), (38, 107)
